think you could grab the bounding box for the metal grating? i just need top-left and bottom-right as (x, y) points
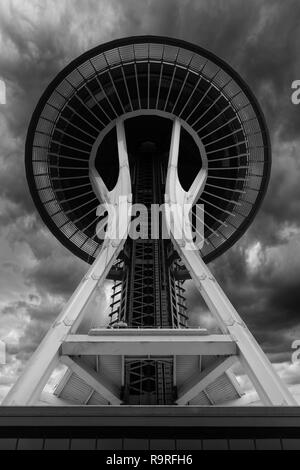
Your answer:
(176, 356), (240, 405)
(204, 373), (241, 404)
(58, 372), (110, 405)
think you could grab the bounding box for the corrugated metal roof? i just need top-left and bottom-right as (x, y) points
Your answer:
(98, 355), (122, 387)
(176, 355), (200, 387)
(87, 391), (109, 405)
(55, 356), (121, 405)
(189, 391), (211, 405)
(189, 372), (241, 405)
(59, 373), (92, 404)
(58, 372), (109, 405)
(176, 354), (241, 405)
(206, 373), (240, 404)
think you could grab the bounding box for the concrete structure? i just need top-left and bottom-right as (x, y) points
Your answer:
(0, 407), (300, 450)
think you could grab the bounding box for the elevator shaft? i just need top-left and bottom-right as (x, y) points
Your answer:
(109, 148), (187, 404)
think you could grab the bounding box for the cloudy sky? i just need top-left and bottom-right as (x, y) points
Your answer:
(0, 0), (300, 403)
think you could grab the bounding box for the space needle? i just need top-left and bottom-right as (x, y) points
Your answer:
(2, 36), (295, 409)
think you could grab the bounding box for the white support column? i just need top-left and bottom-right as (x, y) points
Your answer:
(176, 356), (238, 405)
(165, 118), (297, 406)
(60, 356), (122, 405)
(2, 118), (132, 406)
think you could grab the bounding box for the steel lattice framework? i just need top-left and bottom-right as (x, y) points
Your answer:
(108, 133), (187, 403)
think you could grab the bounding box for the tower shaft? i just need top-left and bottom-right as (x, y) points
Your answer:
(109, 150), (187, 404)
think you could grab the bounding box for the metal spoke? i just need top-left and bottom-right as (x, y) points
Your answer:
(163, 49), (180, 111)
(58, 115), (97, 139)
(51, 128), (94, 147)
(51, 182), (91, 192)
(204, 128), (243, 147)
(89, 59), (119, 117)
(202, 189), (241, 205)
(199, 196), (238, 218)
(117, 49), (134, 111)
(60, 189), (95, 204)
(170, 58), (194, 114)
(64, 102), (101, 133)
(201, 116), (238, 140)
(147, 45), (150, 109)
(178, 65), (206, 117)
(103, 53), (126, 113)
(208, 153), (249, 163)
(207, 175), (248, 182)
(195, 204), (228, 227)
(186, 68), (220, 122)
(208, 165), (250, 171)
(48, 165), (88, 170)
(47, 153), (88, 163)
(205, 182), (246, 194)
(191, 95), (222, 128)
(192, 218), (222, 240)
(72, 204), (98, 224)
(50, 140), (91, 154)
(155, 52), (165, 109)
(206, 141), (247, 154)
(81, 214), (101, 233)
(51, 175), (90, 181)
(76, 68), (112, 122)
(133, 47), (141, 109)
(196, 104), (231, 133)
(58, 81), (106, 129)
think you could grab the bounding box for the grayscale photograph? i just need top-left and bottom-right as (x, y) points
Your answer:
(0, 0), (299, 458)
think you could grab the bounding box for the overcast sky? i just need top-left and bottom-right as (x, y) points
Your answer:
(0, 0), (300, 402)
